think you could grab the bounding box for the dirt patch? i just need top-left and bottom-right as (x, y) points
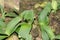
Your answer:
(49, 10), (60, 35)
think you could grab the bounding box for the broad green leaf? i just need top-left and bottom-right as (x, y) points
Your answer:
(38, 2), (55, 40)
(55, 35), (60, 39)
(5, 16), (22, 35)
(38, 2), (51, 24)
(24, 10), (34, 21)
(41, 27), (49, 40)
(0, 18), (3, 21)
(0, 20), (6, 34)
(15, 23), (22, 33)
(42, 25), (55, 40)
(26, 34), (32, 40)
(20, 10), (34, 23)
(0, 35), (7, 40)
(17, 22), (32, 40)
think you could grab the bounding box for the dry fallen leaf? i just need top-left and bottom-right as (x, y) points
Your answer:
(6, 33), (19, 40)
(0, 0), (4, 7)
(4, 0), (19, 11)
(34, 2), (47, 8)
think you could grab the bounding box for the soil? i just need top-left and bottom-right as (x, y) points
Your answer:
(0, 0), (60, 40)
(49, 10), (60, 35)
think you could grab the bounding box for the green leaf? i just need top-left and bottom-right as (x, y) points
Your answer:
(41, 27), (49, 40)
(0, 18), (4, 21)
(38, 2), (51, 24)
(55, 35), (60, 39)
(42, 25), (55, 40)
(20, 10), (34, 23)
(5, 16), (22, 35)
(0, 20), (6, 34)
(38, 2), (55, 40)
(26, 34), (32, 40)
(17, 22), (32, 40)
(24, 10), (34, 21)
(0, 35), (7, 40)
